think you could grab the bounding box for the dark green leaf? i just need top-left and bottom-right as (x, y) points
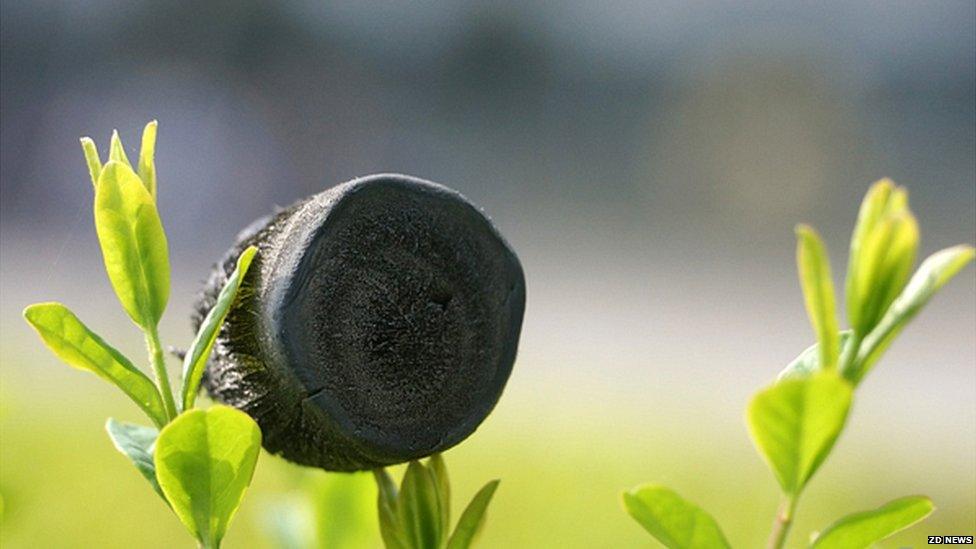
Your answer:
(374, 469), (407, 549)
(429, 454), (451, 536)
(398, 461), (442, 549)
(621, 484), (730, 549)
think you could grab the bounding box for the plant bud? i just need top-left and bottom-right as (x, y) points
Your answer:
(193, 174), (525, 471)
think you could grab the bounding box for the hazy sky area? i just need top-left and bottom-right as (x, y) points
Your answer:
(1, 2), (974, 547)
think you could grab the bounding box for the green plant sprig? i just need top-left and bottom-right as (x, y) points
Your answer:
(374, 454), (500, 549)
(24, 122), (263, 549)
(622, 179), (974, 549)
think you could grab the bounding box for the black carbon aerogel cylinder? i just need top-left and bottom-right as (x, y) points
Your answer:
(193, 174), (525, 471)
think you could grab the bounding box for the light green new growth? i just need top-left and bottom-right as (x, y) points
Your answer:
(24, 121), (263, 548)
(623, 179), (973, 549)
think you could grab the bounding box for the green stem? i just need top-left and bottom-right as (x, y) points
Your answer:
(837, 331), (862, 380)
(146, 325), (178, 421)
(767, 496), (798, 549)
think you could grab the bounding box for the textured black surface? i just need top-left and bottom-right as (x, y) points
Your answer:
(193, 174), (525, 471)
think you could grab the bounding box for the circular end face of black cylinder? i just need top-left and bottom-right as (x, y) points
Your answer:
(207, 174), (525, 470)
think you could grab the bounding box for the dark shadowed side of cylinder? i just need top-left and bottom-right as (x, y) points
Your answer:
(193, 174), (526, 471)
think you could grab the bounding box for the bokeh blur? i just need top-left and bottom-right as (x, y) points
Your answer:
(2, 1), (974, 547)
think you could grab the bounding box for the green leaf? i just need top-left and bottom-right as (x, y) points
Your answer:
(621, 484), (730, 549)
(105, 418), (166, 501)
(811, 495), (934, 549)
(138, 120), (158, 200)
(851, 245), (975, 383)
(795, 225), (840, 370)
(746, 372), (852, 495)
(374, 469), (408, 549)
(109, 129), (132, 168)
(23, 303), (167, 427)
(181, 246), (257, 411)
(94, 161), (170, 329)
(80, 137), (102, 188)
(846, 179), (896, 333)
(155, 406), (261, 548)
(398, 461), (443, 549)
(446, 480), (500, 549)
(845, 180), (918, 336)
(778, 331), (853, 381)
(429, 454), (451, 536)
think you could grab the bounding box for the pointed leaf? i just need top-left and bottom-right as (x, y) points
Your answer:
(846, 180), (899, 333)
(181, 246), (257, 411)
(621, 484), (730, 549)
(446, 480), (500, 549)
(80, 137), (102, 188)
(429, 454), (451, 535)
(94, 161), (170, 329)
(746, 372), (852, 495)
(398, 461), (442, 549)
(106, 418), (166, 501)
(23, 303), (166, 426)
(852, 212), (918, 335)
(812, 496), (934, 549)
(778, 331), (853, 381)
(138, 120), (158, 199)
(109, 129), (132, 168)
(155, 406), (261, 548)
(374, 469), (408, 549)
(852, 245), (975, 382)
(795, 225), (840, 370)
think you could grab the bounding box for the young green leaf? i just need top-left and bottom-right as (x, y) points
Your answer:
(80, 137), (102, 188)
(851, 245), (975, 383)
(621, 484), (730, 549)
(845, 179), (896, 333)
(811, 495), (934, 549)
(155, 406), (261, 549)
(795, 225), (840, 370)
(853, 212), (918, 335)
(429, 454), (451, 536)
(106, 418), (166, 501)
(746, 372), (852, 495)
(109, 129), (133, 168)
(446, 480), (500, 549)
(374, 469), (408, 549)
(845, 181), (919, 336)
(138, 120), (158, 200)
(398, 461), (443, 549)
(23, 302), (167, 427)
(181, 246), (258, 411)
(778, 331), (853, 381)
(94, 161), (170, 329)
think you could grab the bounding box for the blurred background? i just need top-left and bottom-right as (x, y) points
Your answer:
(2, 1), (974, 547)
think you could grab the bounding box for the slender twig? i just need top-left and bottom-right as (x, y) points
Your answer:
(767, 496), (798, 549)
